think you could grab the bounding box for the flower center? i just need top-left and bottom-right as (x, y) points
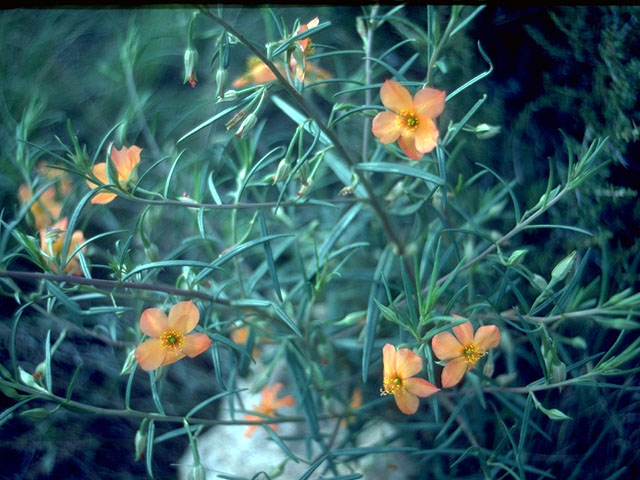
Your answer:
(381, 375), (404, 396)
(462, 342), (484, 364)
(399, 110), (420, 131)
(160, 329), (185, 351)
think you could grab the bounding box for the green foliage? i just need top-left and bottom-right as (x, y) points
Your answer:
(0, 6), (638, 480)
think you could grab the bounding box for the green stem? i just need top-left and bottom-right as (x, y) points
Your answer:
(426, 6), (459, 87)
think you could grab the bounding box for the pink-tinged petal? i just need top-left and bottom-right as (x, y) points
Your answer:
(404, 377), (439, 398)
(395, 348), (423, 379)
(380, 80), (413, 113)
(160, 348), (186, 367)
(168, 300), (199, 334)
(382, 343), (397, 379)
(305, 17), (320, 29)
(453, 321), (474, 345)
(372, 111), (402, 144)
(397, 133), (424, 161)
(414, 117), (439, 154)
(134, 339), (166, 371)
(441, 357), (468, 388)
(181, 333), (211, 358)
(431, 331), (463, 360)
(393, 389), (419, 415)
(413, 87), (445, 118)
(474, 325), (501, 351)
(139, 308), (169, 338)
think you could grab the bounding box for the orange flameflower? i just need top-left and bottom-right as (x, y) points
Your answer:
(39, 217), (86, 275)
(431, 321), (501, 388)
(244, 382), (296, 437)
(231, 55), (330, 88)
(381, 344), (439, 415)
(87, 145), (142, 204)
(134, 301), (211, 371)
(372, 80), (445, 161)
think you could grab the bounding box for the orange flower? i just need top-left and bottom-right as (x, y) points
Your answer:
(39, 217), (86, 275)
(292, 17), (319, 82)
(372, 80), (445, 161)
(381, 343), (439, 415)
(134, 301), (211, 371)
(19, 184), (62, 230)
(87, 145), (142, 204)
(431, 321), (501, 388)
(244, 382), (296, 437)
(232, 56), (279, 88)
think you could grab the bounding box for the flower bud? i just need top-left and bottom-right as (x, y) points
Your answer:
(272, 159), (290, 184)
(297, 179), (313, 197)
(134, 429), (147, 461)
(183, 47), (198, 87)
(215, 68), (227, 98)
(234, 113), (257, 138)
(217, 90), (238, 102)
(225, 110), (246, 131)
(551, 250), (576, 282)
(506, 249), (528, 267)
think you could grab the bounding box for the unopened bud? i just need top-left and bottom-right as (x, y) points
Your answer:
(297, 179), (313, 197)
(272, 159), (290, 184)
(215, 68), (227, 98)
(33, 362), (46, 384)
(550, 360), (567, 384)
(339, 186), (354, 196)
(225, 110), (245, 130)
(134, 429), (147, 461)
(183, 47), (198, 87)
(473, 123), (501, 139)
(235, 113), (257, 138)
(551, 251), (576, 282)
(506, 249), (528, 267)
(218, 90), (238, 102)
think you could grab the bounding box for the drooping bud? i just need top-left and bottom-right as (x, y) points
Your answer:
(506, 249), (528, 267)
(217, 90), (238, 102)
(187, 464), (206, 480)
(551, 250), (576, 283)
(225, 110), (245, 131)
(234, 113), (257, 138)
(272, 158), (291, 184)
(215, 68), (227, 98)
(183, 46), (199, 87)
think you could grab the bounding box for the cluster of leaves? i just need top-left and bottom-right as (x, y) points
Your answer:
(0, 6), (639, 480)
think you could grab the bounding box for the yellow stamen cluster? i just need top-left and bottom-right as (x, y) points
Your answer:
(381, 375), (404, 396)
(160, 329), (185, 351)
(398, 110), (420, 131)
(462, 342), (484, 364)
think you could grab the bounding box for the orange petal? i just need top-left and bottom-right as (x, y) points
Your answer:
(431, 331), (463, 360)
(88, 163), (117, 204)
(394, 348), (423, 378)
(393, 389), (419, 415)
(474, 325), (501, 351)
(413, 87), (445, 118)
(273, 394), (296, 409)
(414, 116), (439, 154)
(382, 343), (397, 379)
(372, 111), (402, 144)
(441, 356), (467, 388)
(168, 300), (199, 333)
(139, 308), (169, 338)
(404, 377), (439, 398)
(160, 348), (186, 368)
(380, 80), (412, 113)
(134, 339), (166, 371)
(181, 333), (211, 358)
(397, 133), (423, 161)
(453, 321), (474, 345)
(111, 145), (141, 181)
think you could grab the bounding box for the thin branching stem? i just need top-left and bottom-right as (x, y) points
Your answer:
(200, 9), (408, 258)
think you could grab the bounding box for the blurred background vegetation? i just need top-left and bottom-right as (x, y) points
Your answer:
(1, 5), (639, 479)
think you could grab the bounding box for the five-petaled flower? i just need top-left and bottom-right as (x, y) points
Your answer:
(134, 300), (211, 371)
(381, 343), (439, 415)
(431, 320), (501, 388)
(19, 185), (62, 230)
(244, 382), (296, 437)
(87, 145), (142, 204)
(39, 217), (86, 275)
(372, 80), (445, 161)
